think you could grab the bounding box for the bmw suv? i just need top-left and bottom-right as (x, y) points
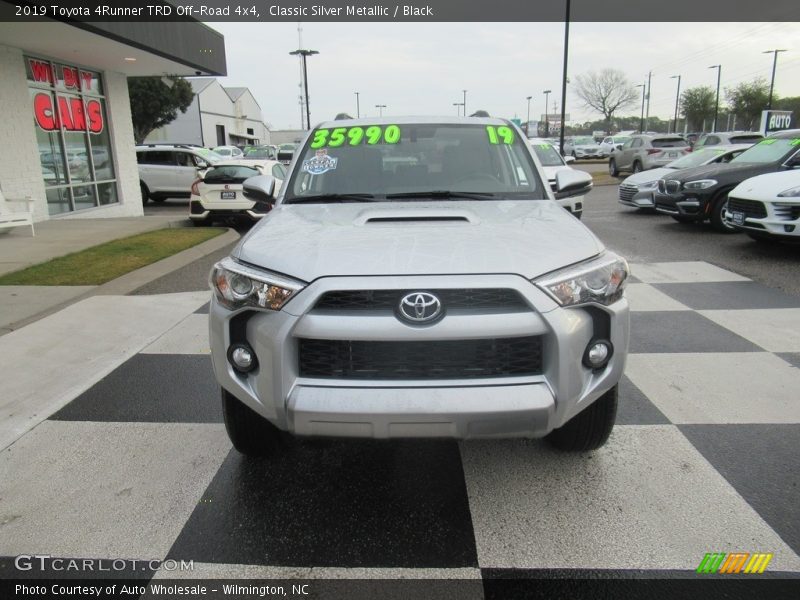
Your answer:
(654, 130), (800, 232)
(208, 116), (630, 457)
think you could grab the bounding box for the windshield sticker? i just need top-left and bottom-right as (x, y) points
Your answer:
(758, 139), (776, 145)
(301, 149), (338, 175)
(486, 125), (515, 145)
(791, 139), (800, 146)
(310, 125), (402, 148)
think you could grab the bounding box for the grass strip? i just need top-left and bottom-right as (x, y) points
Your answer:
(0, 227), (224, 286)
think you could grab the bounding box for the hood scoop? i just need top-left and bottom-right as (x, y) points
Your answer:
(356, 208), (478, 226)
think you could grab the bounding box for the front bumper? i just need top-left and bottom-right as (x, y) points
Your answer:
(724, 196), (800, 238)
(618, 184), (656, 208)
(209, 274), (630, 440)
(654, 189), (713, 219)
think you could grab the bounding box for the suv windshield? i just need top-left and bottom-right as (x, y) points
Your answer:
(243, 146), (276, 159)
(667, 147), (726, 169)
(285, 122), (545, 202)
(731, 137), (800, 164)
(195, 148), (224, 164)
(530, 142), (564, 167)
(572, 137), (595, 145)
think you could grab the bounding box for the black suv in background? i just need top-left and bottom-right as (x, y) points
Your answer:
(654, 130), (800, 232)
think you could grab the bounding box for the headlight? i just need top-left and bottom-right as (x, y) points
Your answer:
(777, 185), (800, 198)
(210, 257), (305, 311)
(535, 252), (629, 307)
(683, 179), (717, 190)
(638, 180), (658, 190)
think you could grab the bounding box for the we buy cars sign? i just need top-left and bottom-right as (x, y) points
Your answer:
(29, 59), (104, 134)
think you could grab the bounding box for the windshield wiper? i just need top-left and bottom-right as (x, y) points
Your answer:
(284, 193), (377, 204)
(385, 190), (496, 200)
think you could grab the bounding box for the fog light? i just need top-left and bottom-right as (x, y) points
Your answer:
(583, 340), (613, 370)
(228, 343), (257, 373)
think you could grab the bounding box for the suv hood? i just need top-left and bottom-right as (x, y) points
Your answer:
(668, 161), (777, 183)
(234, 200), (604, 282)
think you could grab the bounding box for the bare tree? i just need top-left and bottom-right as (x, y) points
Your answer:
(573, 69), (638, 134)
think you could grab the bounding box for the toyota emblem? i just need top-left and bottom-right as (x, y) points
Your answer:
(397, 292), (443, 324)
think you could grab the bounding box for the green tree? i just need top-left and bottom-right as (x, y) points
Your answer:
(128, 76), (194, 144)
(573, 69), (639, 134)
(726, 78), (771, 131)
(680, 86), (716, 131)
(774, 96), (800, 116)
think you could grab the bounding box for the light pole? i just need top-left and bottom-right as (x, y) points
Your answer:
(289, 49), (318, 130)
(671, 75), (681, 134)
(636, 84), (646, 133)
(709, 64), (721, 133)
(375, 104), (386, 117)
(453, 102), (464, 116)
(543, 89), (551, 136)
(355, 91), (360, 118)
(558, 0), (571, 154)
(763, 49), (787, 110)
(462, 90), (467, 116)
(525, 96), (532, 135)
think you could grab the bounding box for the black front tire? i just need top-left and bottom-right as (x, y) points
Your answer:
(710, 193), (739, 233)
(140, 182), (150, 205)
(547, 385), (617, 451)
(632, 161), (643, 174)
(222, 389), (290, 457)
(608, 159), (619, 177)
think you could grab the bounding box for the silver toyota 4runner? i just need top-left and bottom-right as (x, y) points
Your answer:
(208, 116), (630, 456)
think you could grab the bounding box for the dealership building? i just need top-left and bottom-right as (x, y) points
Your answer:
(0, 20), (226, 221)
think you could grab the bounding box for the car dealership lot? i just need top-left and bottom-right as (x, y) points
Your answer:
(3, 185), (799, 588)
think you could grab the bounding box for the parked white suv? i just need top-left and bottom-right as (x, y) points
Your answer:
(208, 116), (630, 457)
(136, 144), (223, 203)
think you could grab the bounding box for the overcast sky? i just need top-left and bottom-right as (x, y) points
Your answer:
(209, 21), (800, 130)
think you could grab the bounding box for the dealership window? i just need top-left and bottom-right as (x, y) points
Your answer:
(26, 56), (118, 215)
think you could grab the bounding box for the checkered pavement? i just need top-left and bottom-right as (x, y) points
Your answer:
(2, 261), (800, 589)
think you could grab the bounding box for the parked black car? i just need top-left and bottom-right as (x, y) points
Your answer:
(653, 129), (800, 232)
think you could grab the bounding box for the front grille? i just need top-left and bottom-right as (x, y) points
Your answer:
(727, 198), (767, 219)
(314, 289), (528, 312)
(619, 184), (637, 203)
(662, 180), (681, 194)
(298, 336), (544, 380)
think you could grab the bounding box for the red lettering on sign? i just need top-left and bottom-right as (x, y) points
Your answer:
(86, 100), (103, 133)
(30, 59), (54, 84)
(69, 97), (86, 130)
(33, 93), (104, 134)
(33, 93), (57, 130)
(80, 71), (93, 91)
(56, 96), (75, 130)
(63, 67), (79, 90)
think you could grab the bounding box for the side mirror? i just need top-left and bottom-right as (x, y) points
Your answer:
(242, 175), (277, 203)
(564, 155), (576, 164)
(554, 168), (592, 199)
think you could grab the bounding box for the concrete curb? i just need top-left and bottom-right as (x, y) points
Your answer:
(1, 227), (239, 334)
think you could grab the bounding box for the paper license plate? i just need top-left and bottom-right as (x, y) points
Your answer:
(220, 191), (236, 200)
(730, 210), (745, 226)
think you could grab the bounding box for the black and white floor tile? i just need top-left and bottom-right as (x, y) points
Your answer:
(2, 262), (800, 592)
